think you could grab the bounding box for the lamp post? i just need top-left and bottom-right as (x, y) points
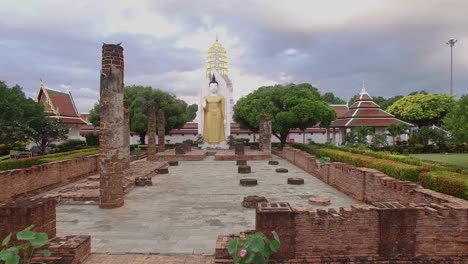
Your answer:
(446, 38), (457, 95)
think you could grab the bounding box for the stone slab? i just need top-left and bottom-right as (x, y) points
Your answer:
(155, 149), (207, 161)
(56, 155), (362, 255)
(214, 150), (272, 161)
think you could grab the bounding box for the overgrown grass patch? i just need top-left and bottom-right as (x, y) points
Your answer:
(410, 153), (468, 170)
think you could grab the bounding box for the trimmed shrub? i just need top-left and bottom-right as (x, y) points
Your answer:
(419, 171), (468, 199)
(57, 139), (87, 152)
(85, 133), (99, 146)
(0, 148), (98, 171)
(292, 144), (423, 182)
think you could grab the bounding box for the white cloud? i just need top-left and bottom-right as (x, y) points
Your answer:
(175, 25), (245, 60)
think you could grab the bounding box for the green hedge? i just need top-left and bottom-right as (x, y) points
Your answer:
(419, 171), (468, 199)
(0, 148), (99, 171)
(290, 143), (467, 199)
(315, 148), (423, 182)
(307, 143), (457, 173)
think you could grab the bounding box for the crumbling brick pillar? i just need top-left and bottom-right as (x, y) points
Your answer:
(99, 43), (125, 209)
(256, 203), (296, 259)
(147, 103), (157, 161)
(122, 101), (130, 169)
(0, 198), (56, 241)
(157, 109), (165, 152)
(259, 115), (272, 153)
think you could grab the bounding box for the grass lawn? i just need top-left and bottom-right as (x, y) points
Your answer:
(410, 153), (468, 170)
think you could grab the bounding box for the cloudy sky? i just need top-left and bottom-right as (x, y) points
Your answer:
(1, 0), (467, 113)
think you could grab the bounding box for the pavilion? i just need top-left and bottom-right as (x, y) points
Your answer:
(329, 85), (413, 145)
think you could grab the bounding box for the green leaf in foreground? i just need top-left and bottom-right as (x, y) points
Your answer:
(227, 238), (239, 255)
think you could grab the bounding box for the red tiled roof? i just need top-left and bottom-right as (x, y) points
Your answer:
(37, 82), (87, 125)
(330, 105), (349, 116)
(49, 116), (88, 125)
(331, 88), (413, 128)
(80, 114), (90, 122)
(46, 89), (78, 117)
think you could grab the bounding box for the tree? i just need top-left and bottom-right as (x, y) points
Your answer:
(89, 85), (197, 144)
(387, 93), (455, 127)
(29, 119), (68, 154)
(443, 94), (468, 144)
(410, 126), (448, 152)
(386, 123), (408, 145)
(0, 81), (47, 145)
(233, 83), (336, 146)
(89, 103), (100, 127)
(346, 126), (372, 146)
(321, 92), (346, 104)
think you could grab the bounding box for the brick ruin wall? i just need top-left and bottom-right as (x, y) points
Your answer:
(0, 155), (98, 203)
(215, 148), (468, 263)
(0, 198), (91, 264)
(274, 147), (467, 206)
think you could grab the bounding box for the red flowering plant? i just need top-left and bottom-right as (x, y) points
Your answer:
(228, 231), (280, 264)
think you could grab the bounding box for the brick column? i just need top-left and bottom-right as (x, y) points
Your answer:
(256, 203), (296, 259)
(99, 43), (125, 209)
(0, 198), (56, 241)
(123, 101), (130, 169)
(259, 115), (272, 153)
(157, 109), (165, 152)
(147, 104), (157, 161)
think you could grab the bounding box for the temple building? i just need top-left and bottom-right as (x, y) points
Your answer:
(36, 81), (87, 140)
(329, 85), (413, 145)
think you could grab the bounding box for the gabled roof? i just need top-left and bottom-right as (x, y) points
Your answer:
(36, 81), (87, 125)
(329, 104), (349, 116)
(330, 85), (413, 128)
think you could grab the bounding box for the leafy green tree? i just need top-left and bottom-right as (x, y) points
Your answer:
(387, 93), (455, 127)
(89, 103), (100, 127)
(233, 83), (336, 146)
(443, 95), (468, 144)
(386, 123), (408, 145)
(382, 95), (404, 110)
(369, 132), (388, 150)
(346, 126), (372, 146)
(410, 126), (448, 152)
(321, 92), (346, 104)
(0, 82), (47, 145)
(89, 85), (197, 144)
(29, 119), (68, 154)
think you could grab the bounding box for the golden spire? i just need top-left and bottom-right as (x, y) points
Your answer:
(206, 37), (228, 76)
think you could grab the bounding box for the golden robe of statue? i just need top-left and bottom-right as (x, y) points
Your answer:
(203, 95), (226, 144)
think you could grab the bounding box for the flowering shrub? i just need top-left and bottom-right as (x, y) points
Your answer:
(228, 231), (280, 264)
(420, 171), (468, 199)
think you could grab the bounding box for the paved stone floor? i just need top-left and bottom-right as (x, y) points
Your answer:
(85, 253), (214, 264)
(57, 156), (361, 254)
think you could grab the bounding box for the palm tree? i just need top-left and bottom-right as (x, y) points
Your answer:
(387, 124), (408, 145)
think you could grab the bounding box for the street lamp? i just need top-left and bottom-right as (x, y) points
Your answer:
(446, 38), (458, 95)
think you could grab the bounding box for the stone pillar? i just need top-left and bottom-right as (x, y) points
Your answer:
(157, 109), (165, 152)
(332, 128), (336, 145)
(259, 115), (272, 153)
(147, 103), (157, 161)
(235, 140), (245, 155)
(123, 101), (130, 169)
(99, 43), (125, 209)
(341, 128), (347, 145)
(326, 128), (330, 144)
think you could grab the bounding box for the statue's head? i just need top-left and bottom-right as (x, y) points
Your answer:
(209, 74), (219, 94)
